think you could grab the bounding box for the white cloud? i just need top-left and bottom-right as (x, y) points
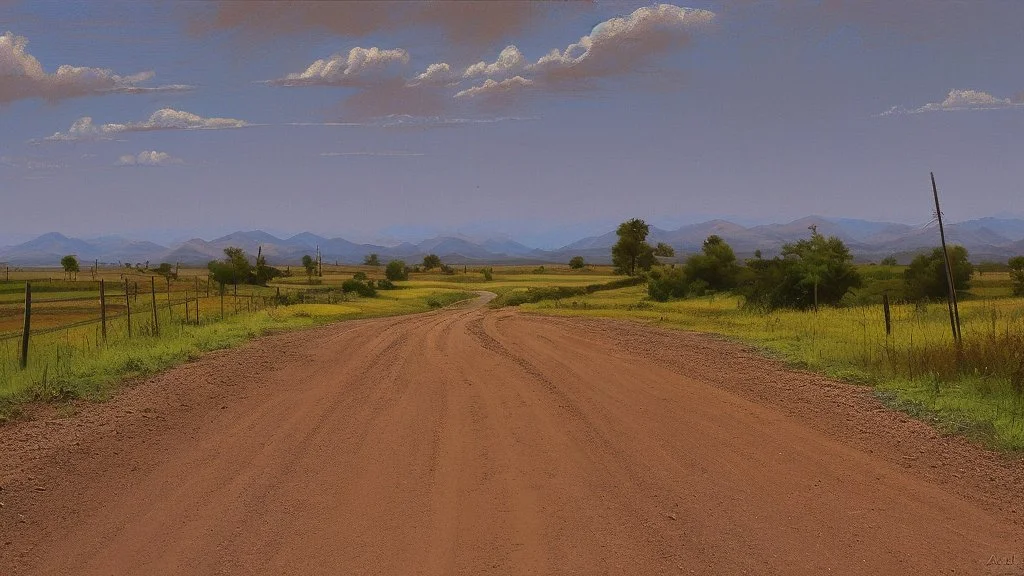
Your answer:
(881, 89), (1024, 115)
(116, 151), (183, 167)
(0, 31), (193, 103)
(455, 76), (533, 99)
(270, 46), (409, 86)
(45, 109), (248, 141)
(454, 4), (713, 102)
(409, 62), (455, 86)
(525, 4), (714, 82)
(463, 45), (525, 78)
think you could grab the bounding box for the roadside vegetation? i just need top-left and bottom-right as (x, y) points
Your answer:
(514, 217), (1024, 451)
(0, 248), (474, 421)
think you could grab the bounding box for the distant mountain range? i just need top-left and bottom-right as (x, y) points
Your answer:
(2, 216), (1023, 267)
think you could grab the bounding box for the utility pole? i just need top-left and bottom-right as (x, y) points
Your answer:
(931, 172), (961, 342)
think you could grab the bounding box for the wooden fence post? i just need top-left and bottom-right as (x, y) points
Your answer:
(125, 279), (132, 338)
(220, 288), (225, 320)
(134, 281), (138, 304)
(882, 293), (892, 336)
(20, 282), (31, 369)
(196, 291), (200, 324)
(100, 279), (107, 341)
(151, 277), (159, 335)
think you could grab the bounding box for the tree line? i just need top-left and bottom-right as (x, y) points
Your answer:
(605, 218), (1024, 310)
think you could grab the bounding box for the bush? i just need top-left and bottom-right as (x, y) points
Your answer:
(569, 256), (586, 269)
(482, 267), (493, 281)
(341, 279), (377, 297)
(1010, 256), (1024, 296)
(377, 278), (396, 290)
(352, 271), (368, 281)
(904, 246), (973, 300)
(647, 267), (687, 302)
(385, 260), (409, 281)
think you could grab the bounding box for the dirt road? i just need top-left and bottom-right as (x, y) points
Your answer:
(1, 293), (1021, 575)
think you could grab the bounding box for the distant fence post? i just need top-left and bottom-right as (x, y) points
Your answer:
(20, 282), (31, 369)
(882, 293), (892, 336)
(125, 279), (132, 338)
(220, 287), (225, 320)
(134, 281), (138, 304)
(195, 290), (200, 324)
(100, 279), (107, 341)
(151, 277), (159, 336)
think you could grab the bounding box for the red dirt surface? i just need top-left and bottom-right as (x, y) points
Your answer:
(1, 294), (1021, 575)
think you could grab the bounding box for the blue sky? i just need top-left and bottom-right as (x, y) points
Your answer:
(1, 0), (1022, 248)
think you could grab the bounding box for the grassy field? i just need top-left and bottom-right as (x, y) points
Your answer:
(0, 265), (477, 421)
(519, 269), (1024, 450)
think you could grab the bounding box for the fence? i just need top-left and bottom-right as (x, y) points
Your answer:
(0, 275), (285, 376)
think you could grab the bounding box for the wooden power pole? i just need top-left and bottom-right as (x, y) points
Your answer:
(931, 172), (961, 342)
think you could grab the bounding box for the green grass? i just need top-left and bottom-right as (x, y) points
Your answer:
(521, 286), (1024, 451)
(0, 287), (474, 422)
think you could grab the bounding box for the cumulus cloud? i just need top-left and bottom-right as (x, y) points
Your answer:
(409, 62), (456, 86)
(881, 89), (1024, 115)
(525, 4), (714, 83)
(45, 109), (248, 141)
(116, 151), (183, 167)
(270, 47), (409, 86)
(0, 31), (193, 104)
(263, 4), (714, 116)
(455, 4), (714, 103)
(463, 45), (525, 78)
(454, 76), (534, 99)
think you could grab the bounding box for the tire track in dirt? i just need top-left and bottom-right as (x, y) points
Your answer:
(1, 294), (1021, 575)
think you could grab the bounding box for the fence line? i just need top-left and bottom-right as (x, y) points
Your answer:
(1, 278), (294, 369)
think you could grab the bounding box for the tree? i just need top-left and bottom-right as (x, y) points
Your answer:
(683, 235), (739, 292)
(568, 256), (586, 269)
(611, 218), (655, 276)
(904, 246), (973, 301)
(208, 247), (252, 288)
(60, 255), (80, 280)
(252, 249), (282, 286)
(880, 256), (898, 267)
(364, 253), (381, 266)
(738, 233), (861, 310)
(385, 259), (409, 281)
(1010, 256), (1024, 297)
(154, 262), (177, 279)
(653, 242), (675, 258)
(301, 254), (317, 282)
(422, 254), (442, 270)
(782, 232), (861, 310)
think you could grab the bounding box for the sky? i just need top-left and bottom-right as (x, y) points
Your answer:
(1, 0), (1022, 249)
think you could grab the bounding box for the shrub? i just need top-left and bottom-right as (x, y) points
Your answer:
(353, 271), (368, 281)
(568, 256), (586, 269)
(1010, 256), (1024, 297)
(377, 278), (396, 290)
(482, 267), (493, 281)
(904, 246), (973, 300)
(385, 260), (409, 281)
(341, 279), (377, 297)
(647, 267), (687, 302)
